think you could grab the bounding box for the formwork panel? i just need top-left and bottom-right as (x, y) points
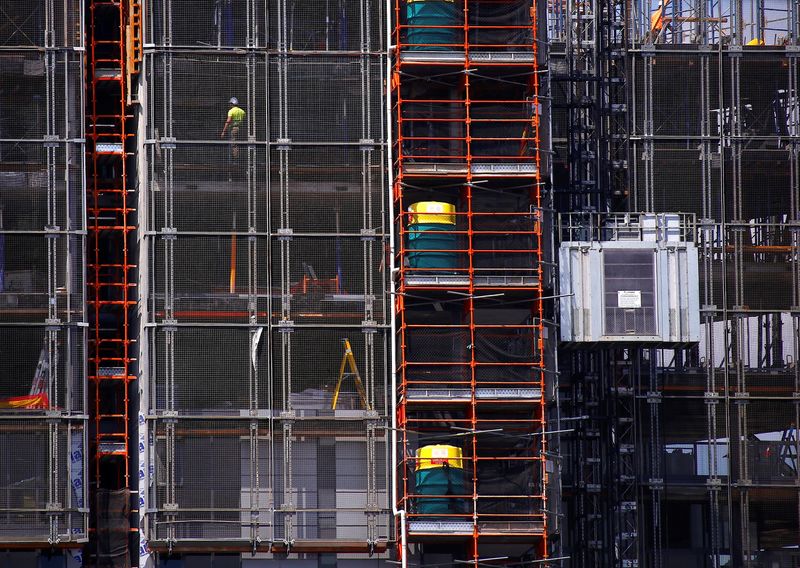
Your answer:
(0, 419), (87, 542)
(145, 144), (268, 233)
(0, 234), (85, 324)
(149, 326), (270, 415)
(271, 328), (388, 414)
(144, 0), (267, 47)
(0, 0), (82, 47)
(269, 146), (387, 234)
(268, 56), (385, 143)
(0, 326), (86, 414)
(146, 53), (267, 142)
(150, 235), (269, 323)
(0, 141), (86, 232)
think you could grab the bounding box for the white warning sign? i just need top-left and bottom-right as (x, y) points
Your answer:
(618, 290), (642, 309)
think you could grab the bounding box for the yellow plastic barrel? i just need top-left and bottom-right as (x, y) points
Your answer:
(408, 201), (456, 225)
(415, 444), (463, 470)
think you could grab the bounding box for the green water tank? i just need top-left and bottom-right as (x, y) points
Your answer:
(415, 445), (468, 515)
(406, 0), (460, 51)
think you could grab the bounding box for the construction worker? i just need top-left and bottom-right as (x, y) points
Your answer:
(649, 0), (671, 42)
(221, 96), (245, 158)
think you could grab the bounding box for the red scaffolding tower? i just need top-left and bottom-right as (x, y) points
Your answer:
(86, 0), (140, 563)
(392, 0), (549, 564)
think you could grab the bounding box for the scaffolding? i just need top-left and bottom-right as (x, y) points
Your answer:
(0, 0), (88, 550)
(391, 1), (554, 565)
(85, 0), (142, 563)
(550, 1), (800, 567)
(138, 0), (392, 561)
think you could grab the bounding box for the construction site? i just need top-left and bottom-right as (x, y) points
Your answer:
(0, 0), (798, 567)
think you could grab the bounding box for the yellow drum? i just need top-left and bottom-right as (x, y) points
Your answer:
(408, 201), (456, 225)
(415, 444), (463, 470)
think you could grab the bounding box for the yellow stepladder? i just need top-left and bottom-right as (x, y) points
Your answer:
(331, 338), (370, 411)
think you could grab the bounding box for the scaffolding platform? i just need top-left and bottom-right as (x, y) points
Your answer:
(478, 521), (547, 536)
(402, 163), (538, 176)
(404, 274), (539, 287)
(407, 520), (474, 535)
(94, 68), (122, 79)
(406, 388), (542, 402)
(400, 51), (536, 65)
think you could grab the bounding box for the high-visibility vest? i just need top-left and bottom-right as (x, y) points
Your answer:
(228, 105), (245, 126)
(650, 0), (671, 33)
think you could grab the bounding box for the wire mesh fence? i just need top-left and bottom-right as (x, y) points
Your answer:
(626, 0), (797, 45)
(0, 5), (86, 544)
(141, 0), (391, 550)
(551, 2), (800, 564)
(146, 52), (268, 142)
(0, 419), (87, 542)
(145, 144), (269, 233)
(267, 0), (385, 51)
(271, 328), (388, 414)
(0, 142), (85, 233)
(268, 56), (385, 144)
(149, 326), (269, 415)
(0, 234), (84, 324)
(148, 418), (389, 543)
(0, 0), (82, 48)
(0, 325), (86, 414)
(144, 0), (267, 48)
(269, 146), (387, 234)
(0, 52), (83, 140)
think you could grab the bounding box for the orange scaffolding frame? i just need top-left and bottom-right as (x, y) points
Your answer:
(86, 0), (141, 561)
(392, 0), (548, 564)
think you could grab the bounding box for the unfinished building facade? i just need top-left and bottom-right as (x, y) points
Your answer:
(0, 0), (88, 563)
(551, 0), (800, 566)
(137, 0), (392, 565)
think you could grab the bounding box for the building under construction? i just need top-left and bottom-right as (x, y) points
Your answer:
(0, 0), (798, 567)
(550, 0), (800, 567)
